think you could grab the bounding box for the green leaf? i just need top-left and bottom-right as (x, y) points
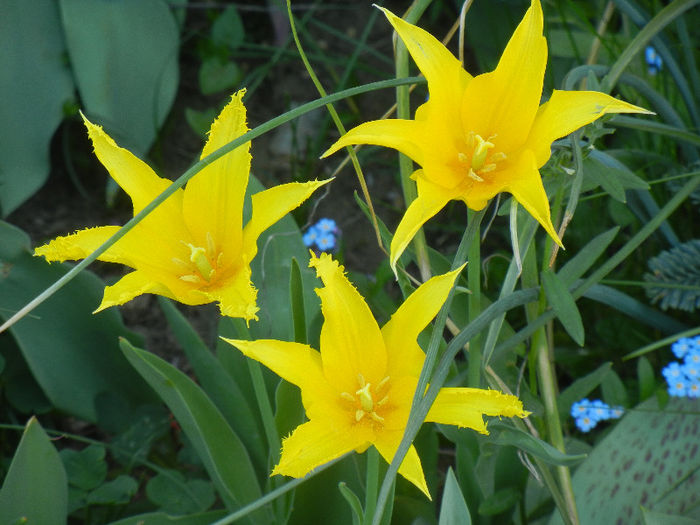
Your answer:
(549, 397), (700, 524)
(0, 221), (154, 421)
(87, 475), (138, 505)
(438, 468), (472, 525)
(641, 507), (700, 525)
(558, 227), (619, 286)
(478, 487), (520, 516)
(290, 257), (307, 344)
(109, 510), (228, 525)
(0, 417), (68, 524)
(211, 5), (245, 50)
(60, 445), (107, 491)
(637, 357), (656, 401)
(601, 369), (629, 408)
(120, 339), (270, 522)
(59, 0), (179, 155)
(199, 57), (241, 96)
(541, 269), (585, 346)
(185, 107), (217, 138)
(146, 471), (215, 515)
(274, 379), (304, 443)
(489, 422), (587, 467)
(158, 297), (266, 472)
(0, 0), (74, 216)
(337, 482), (363, 525)
(557, 362), (612, 420)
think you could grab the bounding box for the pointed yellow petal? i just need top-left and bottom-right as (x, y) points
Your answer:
(95, 270), (175, 313)
(183, 90), (251, 258)
(390, 172), (454, 273)
(221, 338), (323, 390)
(382, 266), (464, 378)
(461, 0), (546, 152)
(526, 89), (653, 167)
(378, 7), (470, 113)
(35, 226), (122, 263)
(374, 435), (430, 499)
(81, 113), (185, 218)
(506, 150), (562, 246)
(272, 419), (369, 479)
(309, 253), (387, 393)
(242, 179), (332, 261)
(426, 387), (527, 433)
(321, 119), (426, 164)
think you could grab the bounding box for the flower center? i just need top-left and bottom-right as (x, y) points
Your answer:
(340, 373), (390, 426)
(457, 132), (507, 182)
(174, 232), (224, 284)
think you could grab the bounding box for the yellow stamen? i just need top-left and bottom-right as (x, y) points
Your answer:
(356, 382), (374, 413)
(468, 169), (484, 182)
(179, 274), (201, 283)
(471, 134), (495, 171)
(340, 392), (355, 403)
(187, 244), (215, 281)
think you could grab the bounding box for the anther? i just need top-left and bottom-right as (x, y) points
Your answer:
(468, 169), (484, 182)
(340, 392), (355, 403)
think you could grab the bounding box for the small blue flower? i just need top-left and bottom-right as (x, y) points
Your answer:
(672, 337), (695, 359)
(668, 377), (689, 397)
(609, 406), (624, 419)
(590, 399), (611, 421)
(575, 415), (597, 432)
(662, 362), (684, 380)
(687, 380), (700, 398)
(316, 232), (336, 252)
(303, 226), (320, 247)
(570, 399), (592, 418)
(316, 218), (337, 233)
(645, 46), (662, 75)
(682, 356), (699, 379)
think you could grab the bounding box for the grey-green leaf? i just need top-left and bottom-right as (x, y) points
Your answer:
(489, 422), (587, 467)
(557, 362), (612, 420)
(0, 417), (68, 524)
(439, 468), (472, 525)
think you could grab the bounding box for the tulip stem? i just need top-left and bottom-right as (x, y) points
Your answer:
(363, 447), (380, 525)
(467, 209), (482, 388)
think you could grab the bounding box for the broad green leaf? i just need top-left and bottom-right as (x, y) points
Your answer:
(87, 475), (138, 505)
(541, 269), (585, 346)
(109, 510), (228, 525)
(211, 5), (245, 50)
(158, 297), (266, 472)
(290, 257), (307, 344)
(549, 397), (700, 524)
(60, 445), (107, 491)
(274, 379), (304, 443)
(583, 154), (627, 202)
(557, 362), (612, 420)
(489, 422), (587, 467)
(601, 369), (629, 408)
(478, 487), (520, 516)
(146, 470), (215, 515)
(0, 417), (68, 524)
(0, 0), (74, 216)
(0, 221), (153, 421)
(120, 340), (270, 523)
(438, 468), (472, 525)
(185, 107), (217, 138)
(641, 507), (700, 525)
(557, 227), (619, 286)
(59, 0), (179, 155)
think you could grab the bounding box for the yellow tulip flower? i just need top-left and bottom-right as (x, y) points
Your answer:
(223, 253), (527, 497)
(322, 1), (651, 272)
(36, 90), (330, 320)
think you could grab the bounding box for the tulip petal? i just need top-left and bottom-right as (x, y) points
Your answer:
(378, 7), (470, 113)
(390, 171), (453, 273)
(309, 253), (387, 393)
(382, 266), (464, 378)
(81, 114), (185, 221)
(95, 270), (175, 313)
(272, 419), (368, 479)
(461, 0), (546, 152)
(426, 387), (527, 432)
(526, 89), (653, 167)
(321, 119), (426, 165)
(374, 434), (430, 499)
(506, 149), (562, 246)
(35, 226), (122, 264)
(183, 90), (251, 258)
(242, 179), (332, 261)
(203, 264), (259, 321)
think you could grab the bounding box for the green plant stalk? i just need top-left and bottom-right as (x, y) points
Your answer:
(467, 209), (482, 388)
(0, 76), (424, 336)
(624, 326), (700, 360)
(395, 0), (433, 280)
(363, 447), (380, 525)
(602, 0), (700, 93)
(286, 0), (383, 249)
(494, 171), (700, 355)
(233, 319), (281, 466)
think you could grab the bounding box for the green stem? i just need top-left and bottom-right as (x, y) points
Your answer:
(467, 210), (482, 388)
(0, 75), (424, 335)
